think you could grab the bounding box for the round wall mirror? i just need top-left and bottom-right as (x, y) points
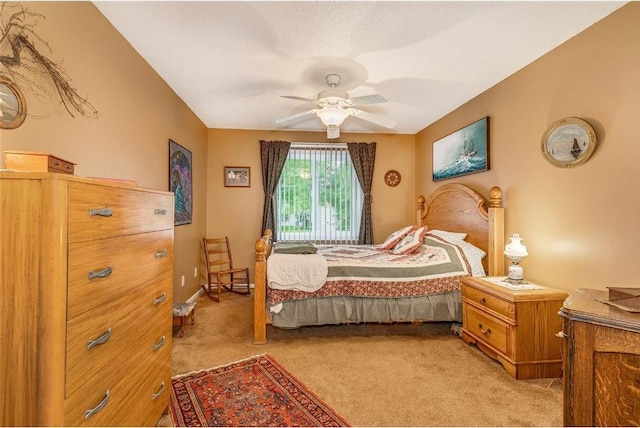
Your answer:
(0, 77), (27, 129)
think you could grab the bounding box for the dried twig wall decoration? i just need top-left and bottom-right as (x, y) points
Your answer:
(0, 2), (98, 118)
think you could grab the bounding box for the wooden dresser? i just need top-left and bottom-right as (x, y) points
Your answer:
(560, 288), (640, 426)
(0, 172), (174, 426)
(461, 276), (568, 379)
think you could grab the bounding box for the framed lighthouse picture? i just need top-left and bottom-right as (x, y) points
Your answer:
(541, 117), (597, 168)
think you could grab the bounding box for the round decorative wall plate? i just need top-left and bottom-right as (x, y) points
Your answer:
(0, 77), (27, 130)
(541, 117), (597, 168)
(384, 169), (401, 187)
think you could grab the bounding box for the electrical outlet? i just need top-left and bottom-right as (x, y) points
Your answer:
(194, 267), (198, 278)
(181, 275), (185, 287)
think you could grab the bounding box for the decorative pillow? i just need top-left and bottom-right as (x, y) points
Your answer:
(378, 225), (416, 250)
(392, 225), (428, 255)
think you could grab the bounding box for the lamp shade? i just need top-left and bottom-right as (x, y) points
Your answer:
(504, 233), (528, 258)
(316, 106), (349, 127)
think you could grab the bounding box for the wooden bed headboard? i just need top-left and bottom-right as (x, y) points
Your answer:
(416, 183), (504, 276)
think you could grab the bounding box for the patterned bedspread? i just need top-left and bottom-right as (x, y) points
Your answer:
(267, 236), (472, 306)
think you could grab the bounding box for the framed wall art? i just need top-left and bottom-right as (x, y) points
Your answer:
(0, 77), (26, 129)
(169, 139), (193, 226)
(432, 116), (489, 181)
(224, 166), (250, 187)
(541, 117), (597, 168)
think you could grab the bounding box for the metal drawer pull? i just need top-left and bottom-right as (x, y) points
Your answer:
(479, 298), (487, 305)
(151, 382), (166, 401)
(84, 390), (110, 420)
(87, 328), (112, 350)
(153, 292), (167, 305)
(88, 266), (113, 280)
(152, 336), (166, 351)
(89, 207), (113, 217)
(556, 331), (567, 339)
(155, 249), (168, 259)
(155, 208), (168, 216)
(478, 323), (491, 335)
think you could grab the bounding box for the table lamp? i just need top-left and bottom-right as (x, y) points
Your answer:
(504, 233), (528, 284)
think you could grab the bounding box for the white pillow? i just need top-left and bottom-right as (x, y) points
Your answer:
(427, 229), (468, 241)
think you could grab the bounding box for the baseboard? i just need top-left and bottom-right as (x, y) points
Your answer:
(186, 287), (204, 303)
(190, 283), (254, 301)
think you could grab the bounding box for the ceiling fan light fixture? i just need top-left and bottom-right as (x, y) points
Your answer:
(316, 106), (348, 127)
(327, 125), (340, 139)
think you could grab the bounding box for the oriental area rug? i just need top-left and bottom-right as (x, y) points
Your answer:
(169, 354), (350, 427)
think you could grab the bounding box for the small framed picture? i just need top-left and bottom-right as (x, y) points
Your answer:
(541, 117), (597, 168)
(224, 166), (250, 187)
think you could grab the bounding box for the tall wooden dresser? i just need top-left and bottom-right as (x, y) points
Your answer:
(560, 288), (640, 426)
(0, 172), (174, 426)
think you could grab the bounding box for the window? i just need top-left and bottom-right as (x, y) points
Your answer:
(276, 143), (363, 244)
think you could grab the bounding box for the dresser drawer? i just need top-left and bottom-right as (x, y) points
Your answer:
(68, 182), (173, 243)
(68, 230), (173, 318)
(465, 304), (509, 354)
(64, 341), (171, 426)
(114, 341), (172, 426)
(463, 284), (515, 321)
(66, 288), (171, 397)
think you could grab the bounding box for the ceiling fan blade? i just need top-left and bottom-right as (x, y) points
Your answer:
(351, 109), (397, 129)
(281, 95), (316, 103)
(347, 94), (388, 105)
(275, 108), (318, 124)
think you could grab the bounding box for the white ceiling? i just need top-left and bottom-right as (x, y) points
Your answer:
(94, 1), (625, 135)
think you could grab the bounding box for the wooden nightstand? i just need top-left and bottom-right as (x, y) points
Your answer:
(461, 276), (568, 380)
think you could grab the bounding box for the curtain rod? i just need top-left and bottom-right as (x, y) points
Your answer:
(291, 142), (348, 149)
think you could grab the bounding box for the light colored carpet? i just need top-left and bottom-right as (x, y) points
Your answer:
(161, 291), (562, 427)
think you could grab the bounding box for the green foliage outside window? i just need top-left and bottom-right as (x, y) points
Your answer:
(278, 156), (356, 233)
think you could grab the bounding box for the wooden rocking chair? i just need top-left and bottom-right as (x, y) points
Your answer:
(202, 237), (250, 302)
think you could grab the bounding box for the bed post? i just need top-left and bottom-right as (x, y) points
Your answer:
(487, 186), (505, 277)
(416, 195), (426, 226)
(253, 230), (271, 344)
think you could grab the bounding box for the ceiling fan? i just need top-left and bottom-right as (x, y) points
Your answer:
(276, 74), (397, 139)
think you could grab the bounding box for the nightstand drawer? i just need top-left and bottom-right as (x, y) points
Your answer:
(463, 285), (515, 320)
(465, 305), (509, 354)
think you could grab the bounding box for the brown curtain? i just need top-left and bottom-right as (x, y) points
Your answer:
(260, 140), (290, 239)
(347, 142), (376, 245)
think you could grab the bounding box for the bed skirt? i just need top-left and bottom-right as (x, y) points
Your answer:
(269, 291), (462, 329)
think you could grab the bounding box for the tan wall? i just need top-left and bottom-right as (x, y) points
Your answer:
(207, 129), (416, 280)
(0, 2), (208, 302)
(417, 3), (640, 293)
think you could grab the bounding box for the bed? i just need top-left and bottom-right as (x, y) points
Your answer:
(253, 183), (504, 344)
